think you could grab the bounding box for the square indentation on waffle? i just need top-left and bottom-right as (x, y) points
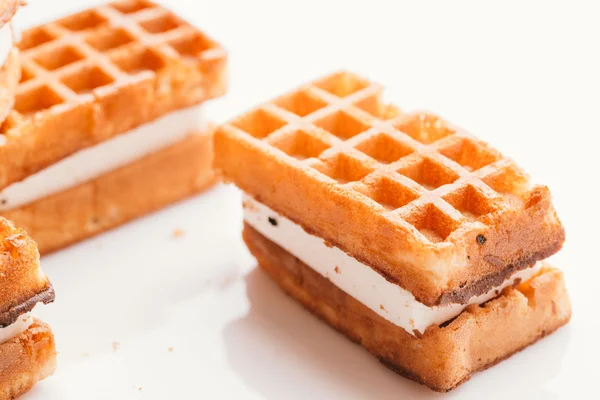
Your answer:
(232, 108), (287, 139)
(268, 129), (332, 160)
(60, 65), (115, 95)
(58, 10), (108, 32)
(394, 113), (456, 145)
(18, 27), (57, 51)
(275, 89), (328, 117)
(314, 71), (370, 98)
(15, 85), (65, 117)
(401, 203), (461, 243)
(85, 27), (135, 52)
(396, 156), (460, 191)
(33, 45), (84, 71)
(111, 47), (165, 74)
(139, 13), (181, 34)
(312, 152), (375, 184)
(358, 175), (420, 211)
(167, 31), (214, 62)
(439, 137), (502, 172)
(354, 132), (414, 164)
(110, 0), (156, 14)
(218, 70), (540, 247)
(314, 110), (370, 140)
(482, 162), (531, 199)
(442, 184), (500, 221)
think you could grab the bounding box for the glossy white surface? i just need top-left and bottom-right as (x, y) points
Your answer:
(12, 0), (600, 399)
(243, 195), (543, 335)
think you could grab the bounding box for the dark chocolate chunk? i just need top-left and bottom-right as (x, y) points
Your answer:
(476, 234), (487, 245)
(268, 217), (278, 226)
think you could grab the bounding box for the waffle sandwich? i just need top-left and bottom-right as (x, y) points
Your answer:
(0, 0), (226, 253)
(0, 216), (56, 398)
(214, 71), (571, 391)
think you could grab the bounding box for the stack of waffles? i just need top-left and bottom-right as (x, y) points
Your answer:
(214, 71), (571, 391)
(0, 0), (22, 127)
(0, 0), (227, 254)
(0, 216), (56, 398)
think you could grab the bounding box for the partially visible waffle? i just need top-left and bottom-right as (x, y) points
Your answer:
(215, 70), (565, 306)
(0, 216), (54, 327)
(0, 0), (227, 189)
(0, 319), (56, 399)
(0, 46), (19, 126)
(4, 126), (216, 254)
(0, 215), (55, 397)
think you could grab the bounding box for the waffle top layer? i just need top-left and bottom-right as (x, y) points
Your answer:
(215, 70), (565, 306)
(0, 0), (227, 190)
(0, 217), (54, 327)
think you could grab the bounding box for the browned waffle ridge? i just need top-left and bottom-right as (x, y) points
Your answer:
(215, 70), (565, 306)
(0, 0), (227, 189)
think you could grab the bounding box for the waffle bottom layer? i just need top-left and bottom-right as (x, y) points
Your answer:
(0, 318), (56, 399)
(3, 128), (216, 254)
(242, 223), (571, 392)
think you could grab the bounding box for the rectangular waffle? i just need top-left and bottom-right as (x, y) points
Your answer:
(244, 224), (571, 392)
(215, 70), (565, 306)
(0, 0), (226, 189)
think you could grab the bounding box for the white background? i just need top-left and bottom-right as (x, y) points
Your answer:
(13, 0), (600, 399)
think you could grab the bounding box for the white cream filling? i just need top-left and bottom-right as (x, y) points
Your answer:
(0, 312), (33, 345)
(0, 23), (13, 68)
(0, 106), (205, 211)
(243, 195), (543, 335)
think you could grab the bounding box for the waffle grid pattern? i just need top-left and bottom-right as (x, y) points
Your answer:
(3, 0), (224, 132)
(0, 0), (226, 189)
(225, 71), (530, 245)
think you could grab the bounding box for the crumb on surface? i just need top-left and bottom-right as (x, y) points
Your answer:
(81, 352), (90, 357)
(168, 347), (174, 352)
(173, 228), (184, 238)
(334, 266), (340, 274)
(380, 304), (386, 311)
(112, 341), (120, 352)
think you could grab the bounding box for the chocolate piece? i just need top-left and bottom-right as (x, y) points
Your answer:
(477, 234), (487, 245)
(0, 285), (55, 327)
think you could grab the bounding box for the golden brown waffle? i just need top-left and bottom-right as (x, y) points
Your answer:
(215, 70), (565, 306)
(4, 126), (216, 254)
(0, 319), (56, 399)
(244, 224), (571, 392)
(0, 0), (226, 189)
(0, 216), (54, 327)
